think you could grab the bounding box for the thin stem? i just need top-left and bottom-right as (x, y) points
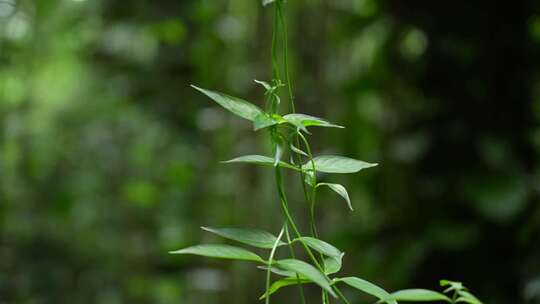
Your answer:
(277, 1), (295, 113)
(274, 165), (350, 304)
(265, 226), (285, 304)
(284, 224), (307, 304)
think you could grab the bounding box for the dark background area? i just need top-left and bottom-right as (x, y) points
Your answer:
(1, 0), (540, 303)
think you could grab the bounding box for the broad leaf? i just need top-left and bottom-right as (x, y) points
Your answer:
(258, 266), (298, 278)
(303, 155), (378, 174)
(317, 183), (353, 211)
(335, 277), (396, 304)
(294, 237), (343, 259)
(253, 113), (279, 131)
(201, 227), (286, 249)
(386, 289), (452, 302)
(191, 85), (262, 121)
(169, 244), (264, 262)
(259, 277), (311, 299)
(276, 259), (336, 298)
(283, 113), (344, 130)
(222, 155), (300, 171)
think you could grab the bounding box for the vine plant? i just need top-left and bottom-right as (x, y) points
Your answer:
(171, 1), (484, 304)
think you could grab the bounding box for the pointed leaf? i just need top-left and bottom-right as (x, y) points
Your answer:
(335, 277), (396, 304)
(191, 85), (262, 121)
(323, 257), (342, 275)
(222, 155), (300, 171)
(201, 227), (286, 249)
(283, 113), (344, 130)
(294, 237), (343, 259)
(303, 155), (378, 174)
(386, 289), (452, 302)
(254, 79), (272, 91)
(317, 183), (353, 211)
(276, 259), (336, 298)
(253, 113), (279, 131)
(258, 266), (298, 277)
(169, 244), (264, 262)
(259, 277), (311, 299)
(290, 144), (309, 157)
(456, 291), (483, 304)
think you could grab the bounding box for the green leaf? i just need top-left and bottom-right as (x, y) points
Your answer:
(222, 155), (300, 171)
(201, 227), (286, 249)
(290, 143), (308, 157)
(440, 280), (464, 293)
(317, 183), (353, 211)
(456, 291), (483, 304)
(283, 113), (344, 130)
(253, 113), (279, 131)
(276, 259), (336, 298)
(294, 237), (343, 259)
(323, 257), (342, 275)
(386, 289), (452, 302)
(191, 85), (262, 121)
(335, 277), (396, 304)
(259, 277), (311, 299)
(254, 79), (272, 91)
(303, 155), (378, 174)
(257, 266), (297, 277)
(169, 244), (264, 262)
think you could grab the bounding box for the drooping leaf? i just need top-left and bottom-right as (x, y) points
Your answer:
(456, 291), (483, 304)
(253, 113), (279, 131)
(276, 259), (336, 298)
(290, 143), (309, 157)
(169, 244), (264, 262)
(283, 113), (344, 130)
(335, 277), (397, 304)
(201, 227), (286, 249)
(386, 289), (452, 302)
(191, 85), (262, 121)
(222, 155), (300, 171)
(294, 237), (343, 259)
(317, 183), (353, 211)
(323, 257), (342, 275)
(259, 277), (311, 299)
(303, 155), (378, 174)
(272, 134), (285, 167)
(254, 79), (272, 91)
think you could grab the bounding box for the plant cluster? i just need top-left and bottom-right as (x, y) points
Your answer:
(171, 1), (484, 304)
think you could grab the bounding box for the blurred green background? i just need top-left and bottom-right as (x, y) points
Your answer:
(1, 0), (540, 303)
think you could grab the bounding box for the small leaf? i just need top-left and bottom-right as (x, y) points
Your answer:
(317, 183), (353, 211)
(276, 259), (336, 298)
(290, 143), (309, 157)
(335, 277), (396, 304)
(254, 79), (272, 91)
(253, 113), (279, 131)
(259, 277), (311, 299)
(294, 237), (343, 259)
(222, 155), (300, 171)
(456, 291), (483, 304)
(303, 155), (378, 174)
(440, 280), (464, 293)
(283, 113), (344, 130)
(201, 227), (286, 249)
(323, 257), (342, 275)
(191, 85), (262, 121)
(386, 289), (452, 302)
(272, 134), (285, 167)
(169, 244), (264, 262)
